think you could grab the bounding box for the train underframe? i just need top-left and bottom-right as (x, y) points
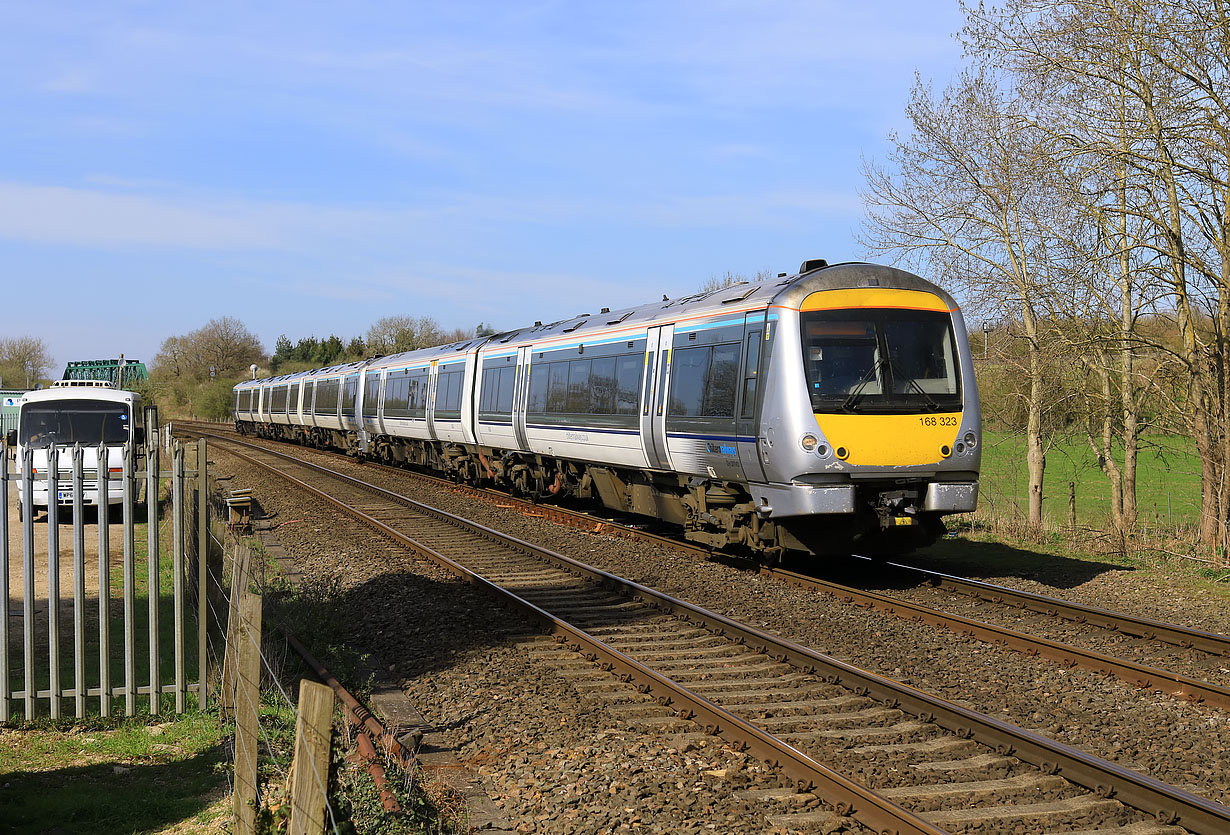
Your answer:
(239, 420), (945, 560)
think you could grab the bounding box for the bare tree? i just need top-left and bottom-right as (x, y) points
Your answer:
(860, 68), (1070, 530)
(365, 315), (447, 354)
(152, 317), (265, 381)
(0, 336), (54, 387)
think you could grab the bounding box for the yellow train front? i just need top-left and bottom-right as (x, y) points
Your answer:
(757, 261), (980, 555)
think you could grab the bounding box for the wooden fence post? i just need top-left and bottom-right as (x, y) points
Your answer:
(220, 543), (250, 721)
(232, 591), (262, 835)
(288, 679), (335, 835)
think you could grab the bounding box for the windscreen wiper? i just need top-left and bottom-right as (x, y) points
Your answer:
(841, 360), (884, 412)
(886, 357), (943, 412)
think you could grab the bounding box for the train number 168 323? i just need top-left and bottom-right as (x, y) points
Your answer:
(919, 416), (959, 427)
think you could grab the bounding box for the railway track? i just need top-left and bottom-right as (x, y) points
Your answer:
(188, 426), (1230, 834)
(179, 421), (1230, 711)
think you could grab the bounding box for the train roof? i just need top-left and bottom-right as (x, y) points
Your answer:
(238, 260), (956, 389)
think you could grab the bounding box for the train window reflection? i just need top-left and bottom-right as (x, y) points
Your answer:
(802, 309), (960, 414)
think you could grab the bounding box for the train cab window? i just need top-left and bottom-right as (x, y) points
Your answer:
(801, 309), (961, 413)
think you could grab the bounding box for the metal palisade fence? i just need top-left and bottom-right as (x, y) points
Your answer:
(0, 409), (209, 720)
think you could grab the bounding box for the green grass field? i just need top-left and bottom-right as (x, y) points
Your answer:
(976, 432), (1203, 530)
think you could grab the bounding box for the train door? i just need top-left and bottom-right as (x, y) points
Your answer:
(426, 361), (439, 440)
(512, 345), (532, 450)
(639, 325), (674, 470)
(737, 312), (768, 482)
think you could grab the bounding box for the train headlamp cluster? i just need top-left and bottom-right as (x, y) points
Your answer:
(801, 433), (833, 458)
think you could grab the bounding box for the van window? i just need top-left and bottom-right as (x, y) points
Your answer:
(20, 400), (133, 446)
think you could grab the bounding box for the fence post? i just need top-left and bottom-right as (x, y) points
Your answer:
(233, 590), (262, 835)
(197, 438), (209, 710)
(97, 441), (111, 717)
(288, 679), (335, 835)
(122, 441), (137, 717)
(173, 443), (186, 714)
(71, 444), (85, 718)
(0, 449), (8, 722)
(220, 542), (249, 722)
(0, 445), (6, 723)
(22, 446), (35, 719)
(47, 447), (60, 720)
(146, 405), (160, 715)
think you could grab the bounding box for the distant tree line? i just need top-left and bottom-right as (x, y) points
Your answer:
(145, 314), (492, 420)
(860, 0), (1230, 551)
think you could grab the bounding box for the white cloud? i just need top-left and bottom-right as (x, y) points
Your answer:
(0, 182), (435, 250)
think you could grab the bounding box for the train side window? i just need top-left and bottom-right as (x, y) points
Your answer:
(740, 330), (761, 419)
(669, 343), (739, 417)
(589, 356), (616, 414)
(704, 343), (739, 417)
(363, 371), (380, 418)
(341, 374), (359, 413)
(546, 364), (568, 412)
(566, 359), (591, 413)
(494, 365), (515, 412)
(616, 354), (641, 415)
(528, 364), (549, 413)
(642, 355), (655, 416)
(669, 346), (709, 417)
(480, 365), (516, 414)
(385, 371), (410, 415)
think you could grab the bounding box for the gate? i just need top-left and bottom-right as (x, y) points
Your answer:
(0, 409), (209, 720)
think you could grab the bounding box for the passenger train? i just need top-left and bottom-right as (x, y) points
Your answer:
(233, 260), (980, 558)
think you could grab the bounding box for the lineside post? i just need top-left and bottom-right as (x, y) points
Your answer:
(232, 590), (262, 835)
(288, 679), (335, 835)
(197, 438), (209, 709)
(220, 542), (249, 722)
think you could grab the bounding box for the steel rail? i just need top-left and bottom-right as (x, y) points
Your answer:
(876, 559), (1230, 657)
(214, 438), (946, 835)
(208, 432), (1230, 835)
(764, 566), (1230, 711)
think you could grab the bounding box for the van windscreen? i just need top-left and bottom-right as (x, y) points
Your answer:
(19, 400), (132, 446)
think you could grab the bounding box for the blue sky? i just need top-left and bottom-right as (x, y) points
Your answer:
(0, 1), (967, 376)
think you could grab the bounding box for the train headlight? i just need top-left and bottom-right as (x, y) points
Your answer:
(940, 445), (951, 458)
(800, 433), (819, 452)
(964, 431), (978, 449)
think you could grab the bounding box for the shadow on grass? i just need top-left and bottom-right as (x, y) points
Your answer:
(899, 537), (1131, 589)
(785, 536), (1133, 591)
(0, 743), (227, 835)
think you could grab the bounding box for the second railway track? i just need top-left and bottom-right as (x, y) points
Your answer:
(192, 427), (1230, 834)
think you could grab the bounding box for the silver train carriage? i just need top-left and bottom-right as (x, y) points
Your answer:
(234, 261), (980, 558)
